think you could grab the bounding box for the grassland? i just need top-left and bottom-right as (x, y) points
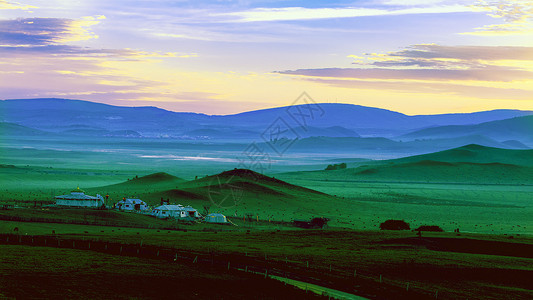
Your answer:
(0, 244), (322, 299)
(1, 139), (532, 298)
(0, 220), (531, 300)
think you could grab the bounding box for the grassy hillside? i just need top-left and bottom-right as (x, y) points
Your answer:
(88, 169), (337, 221)
(279, 144), (533, 185)
(384, 144), (533, 167)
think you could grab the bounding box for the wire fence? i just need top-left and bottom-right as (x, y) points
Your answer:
(0, 233), (442, 300)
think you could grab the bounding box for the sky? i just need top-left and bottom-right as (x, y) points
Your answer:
(1, 0), (532, 115)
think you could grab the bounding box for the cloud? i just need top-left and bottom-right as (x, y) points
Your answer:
(0, 0), (36, 10)
(278, 67), (533, 82)
(0, 17), (104, 47)
(384, 44), (533, 60)
(308, 78), (533, 100)
(217, 5), (474, 22)
(276, 43), (533, 99)
(351, 44), (533, 71)
(463, 0), (533, 35)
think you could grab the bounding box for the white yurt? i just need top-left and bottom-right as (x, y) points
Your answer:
(55, 187), (105, 208)
(116, 198), (147, 211)
(205, 213), (227, 224)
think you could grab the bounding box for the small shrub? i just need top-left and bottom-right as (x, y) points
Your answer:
(415, 225), (443, 232)
(379, 219), (410, 230)
(325, 163), (347, 170)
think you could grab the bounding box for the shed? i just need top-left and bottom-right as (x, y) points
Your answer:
(205, 213), (227, 223)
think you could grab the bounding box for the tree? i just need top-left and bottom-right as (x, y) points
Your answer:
(379, 219), (410, 230)
(325, 162), (347, 170)
(415, 225), (443, 232)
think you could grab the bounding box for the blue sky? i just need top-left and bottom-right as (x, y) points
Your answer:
(1, 0), (532, 114)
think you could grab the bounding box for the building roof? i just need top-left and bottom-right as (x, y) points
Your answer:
(70, 186), (85, 193)
(207, 213), (226, 217)
(182, 206), (197, 212)
(119, 198), (146, 205)
(154, 204), (184, 211)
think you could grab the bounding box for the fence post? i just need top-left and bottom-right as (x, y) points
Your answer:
(354, 269), (357, 278)
(228, 262), (230, 270)
(157, 250), (160, 256)
(379, 274), (382, 283)
(88, 242), (91, 249)
(306, 261), (309, 268)
(245, 266), (248, 272)
(435, 290), (438, 299)
(265, 269), (268, 279)
(329, 264), (332, 272)
(120, 246), (123, 254)
(406, 282), (409, 291)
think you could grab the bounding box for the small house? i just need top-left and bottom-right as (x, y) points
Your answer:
(116, 198), (148, 211)
(152, 204), (199, 219)
(205, 213), (227, 224)
(55, 187), (105, 208)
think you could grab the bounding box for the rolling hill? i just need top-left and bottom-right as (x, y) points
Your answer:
(89, 169), (336, 219)
(0, 122), (51, 136)
(277, 144), (533, 185)
(400, 116), (533, 147)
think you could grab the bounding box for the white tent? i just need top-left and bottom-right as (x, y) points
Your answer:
(205, 213), (227, 223)
(116, 198), (147, 211)
(55, 187), (104, 208)
(152, 204), (199, 219)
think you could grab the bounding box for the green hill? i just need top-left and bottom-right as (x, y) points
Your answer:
(89, 169), (336, 221)
(388, 144), (533, 167)
(278, 144), (533, 185)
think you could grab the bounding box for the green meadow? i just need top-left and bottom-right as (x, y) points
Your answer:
(1, 136), (533, 299)
(1, 142), (532, 235)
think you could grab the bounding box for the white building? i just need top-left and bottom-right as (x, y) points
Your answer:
(55, 187), (105, 208)
(152, 204), (199, 219)
(116, 198), (148, 211)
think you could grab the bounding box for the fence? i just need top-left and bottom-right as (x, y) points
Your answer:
(0, 233), (443, 299)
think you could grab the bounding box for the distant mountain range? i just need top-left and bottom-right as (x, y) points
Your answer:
(400, 116), (533, 145)
(1, 98), (531, 147)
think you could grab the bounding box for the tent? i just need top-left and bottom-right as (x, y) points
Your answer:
(55, 187), (104, 208)
(205, 213), (227, 223)
(116, 198), (147, 211)
(152, 204), (199, 219)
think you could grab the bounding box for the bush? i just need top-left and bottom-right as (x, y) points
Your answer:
(415, 225), (443, 232)
(379, 219), (410, 230)
(325, 163), (347, 170)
